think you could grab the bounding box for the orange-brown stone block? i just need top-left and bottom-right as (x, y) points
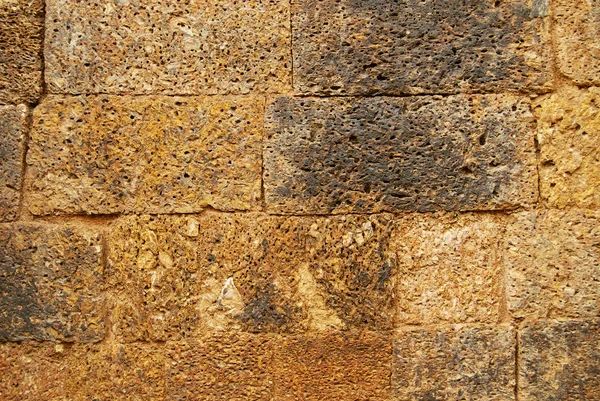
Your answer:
(505, 209), (600, 319)
(519, 319), (600, 400)
(0, 223), (105, 342)
(555, 0), (600, 85)
(393, 325), (515, 400)
(292, 0), (551, 95)
(270, 331), (392, 401)
(108, 213), (396, 341)
(0, 105), (27, 222)
(534, 86), (600, 208)
(45, 0), (291, 95)
(391, 213), (505, 324)
(166, 334), (273, 400)
(265, 94), (536, 214)
(0, 0), (43, 104)
(26, 95), (263, 215)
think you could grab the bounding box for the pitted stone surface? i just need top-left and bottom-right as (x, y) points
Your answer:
(393, 325), (516, 401)
(534, 86), (600, 208)
(520, 319), (600, 400)
(45, 0), (291, 95)
(167, 334), (273, 400)
(505, 209), (600, 319)
(107, 212), (396, 341)
(265, 95), (536, 214)
(26, 96), (263, 215)
(0, 223), (104, 342)
(292, 0), (551, 95)
(271, 331), (392, 401)
(0, 0), (43, 104)
(555, 0), (600, 85)
(0, 105), (27, 222)
(391, 213), (505, 324)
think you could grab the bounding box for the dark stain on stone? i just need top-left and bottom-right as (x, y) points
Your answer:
(236, 283), (294, 333)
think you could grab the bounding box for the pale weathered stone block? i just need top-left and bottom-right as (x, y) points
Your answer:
(265, 94), (536, 214)
(392, 213), (505, 324)
(393, 325), (516, 401)
(0, 0), (43, 104)
(108, 212), (396, 341)
(534, 86), (600, 208)
(505, 209), (600, 319)
(555, 0), (600, 85)
(26, 96), (263, 215)
(271, 331), (392, 401)
(520, 319), (600, 400)
(45, 0), (291, 95)
(292, 0), (551, 95)
(0, 105), (27, 222)
(0, 223), (105, 342)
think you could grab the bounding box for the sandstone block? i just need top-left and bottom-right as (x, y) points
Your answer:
(0, 105), (27, 222)
(505, 209), (600, 319)
(391, 213), (505, 324)
(26, 96), (263, 215)
(555, 0), (600, 85)
(270, 331), (392, 401)
(265, 95), (536, 214)
(393, 325), (516, 400)
(0, 223), (105, 342)
(519, 319), (600, 400)
(107, 213), (396, 341)
(45, 0), (291, 95)
(534, 86), (600, 208)
(292, 0), (551, 95)
(0, 0), (43, 104)
(166, 334), (273, 401)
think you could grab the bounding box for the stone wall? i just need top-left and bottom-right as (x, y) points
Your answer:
(1, 0), (599, 400)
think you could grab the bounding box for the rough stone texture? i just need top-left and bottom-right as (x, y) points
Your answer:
(45, 0), (291, 95)
(292, 0), (551, 95)
(167, 334), (273, 401)
(0, 223), (105, 342)
(520, 319), (600, 401)
(555, 0), (600, 85)
(270, 331), (392, 401)
(505, 209), (600, 319)
(0, 0), (43, 104)
(391, 213), (505, 324)
(26, 95), (263, 215)
(534, 86), (600, 208)
(265, 94), (536, 214)
(0, 105), (27, 222)
(394, 324), (516, 401)
(0, 342), (67, 400)
(107, 212), (396, 341)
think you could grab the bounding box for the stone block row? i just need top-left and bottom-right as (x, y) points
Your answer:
(2, 208), (599, 342)
(2, 320), (599, 400)
(0, 105), (27, 222)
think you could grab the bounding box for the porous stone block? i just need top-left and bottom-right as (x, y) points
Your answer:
(0, 223), (105, 342)
(393, 325), (516, 401)
(166, 334), (273, 401)
(0, 0), (43, 104)
(45, 0), (291, 95)
(534, 86), (600, 208)
(0, 105), (27, 222)
(519, 319), (600, 400)
(270, 331), (392, 401)
(505, 209), (600, 319)
(555, 0), (600, 85)
(265, 95), (536, 214)
(392, 213), (505, 324)
(0, 342), (67, 400)
(107, 212), (396, 341)
(292, 0), (551, 95)
(26, 95), (263, 215)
